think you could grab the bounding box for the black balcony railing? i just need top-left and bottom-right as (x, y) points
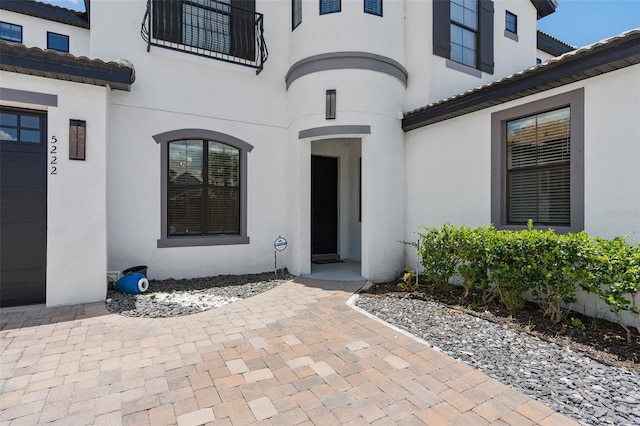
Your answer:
(141, 0), (268, 73)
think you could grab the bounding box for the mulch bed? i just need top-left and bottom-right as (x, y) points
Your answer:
(361, 281), (640, 375)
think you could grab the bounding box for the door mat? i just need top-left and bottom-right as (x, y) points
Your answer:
(311, 259), (345, 265)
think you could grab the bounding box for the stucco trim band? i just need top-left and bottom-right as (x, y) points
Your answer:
(285, 52), (408, 89)
(0, 88), (58, 106)
(298, 125), (371, 140)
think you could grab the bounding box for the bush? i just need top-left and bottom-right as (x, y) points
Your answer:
(414, 223), (462, 291)
(410, 223), (640, 336)
(581, 237), (640, 342)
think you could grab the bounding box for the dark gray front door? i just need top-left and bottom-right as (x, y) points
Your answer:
(0, 108), (47, 307)
(311, 155), (338, 260)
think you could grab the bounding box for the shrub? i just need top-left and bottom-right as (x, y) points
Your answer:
(414, 223), (462, 291)
(581, 237), (640, 342)
(411, 222), (640, 337)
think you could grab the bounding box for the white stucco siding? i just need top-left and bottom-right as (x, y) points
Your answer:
(1, 72), (109, 307)
(404, 64), (640, 262)
(90, 0), (289, 129)
(289, 0), (405, 66)
(405, 0), (539, 111)
(0, 10), (89, 56)
(404, 111), (492, 242)
(288, 67), (406, 281)
(582, 65), (640, 243)
(106, 104), (290, 279)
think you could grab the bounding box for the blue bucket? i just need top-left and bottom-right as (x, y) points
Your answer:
(115, 272), (149, 294)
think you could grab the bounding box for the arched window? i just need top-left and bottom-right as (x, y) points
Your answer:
(154, 129), (253, 247)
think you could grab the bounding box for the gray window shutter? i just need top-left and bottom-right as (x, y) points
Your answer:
(478, 0), (494, 74)
(231, 0), (256, 60)
(433, 0), (450, 58)
(152, 0), (181, 44)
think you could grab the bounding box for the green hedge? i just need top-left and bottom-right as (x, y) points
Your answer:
(408, 222), (640, 342)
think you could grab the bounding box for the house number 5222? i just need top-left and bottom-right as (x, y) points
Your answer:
(50, 136), (58, 175)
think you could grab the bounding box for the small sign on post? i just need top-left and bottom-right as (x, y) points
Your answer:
(274, 236), (287, 276)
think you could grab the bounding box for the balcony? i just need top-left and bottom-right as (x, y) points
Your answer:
(141, 0), (268, 73)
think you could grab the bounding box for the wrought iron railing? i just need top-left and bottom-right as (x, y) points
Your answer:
(141, 0), (268, 73)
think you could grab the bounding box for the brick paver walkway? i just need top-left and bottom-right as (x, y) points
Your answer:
(0, 278), (577, 425)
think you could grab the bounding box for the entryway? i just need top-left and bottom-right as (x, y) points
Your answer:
(311, 155), (339, 261)
(0, 107), (47, 307)
(309, 139), (362, 278)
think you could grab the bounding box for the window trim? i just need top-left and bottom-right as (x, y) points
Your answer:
(319, 0), (341, 15)
(153, 129), (253, 248)
(364, 0), (382, 17)
(292, 0), (302, 30)
(491, 88), (584, 233)
(47, 31), (69, 52)
(0, 21), (22, 43)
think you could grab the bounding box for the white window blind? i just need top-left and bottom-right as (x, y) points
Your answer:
(506, 107), (570, 225)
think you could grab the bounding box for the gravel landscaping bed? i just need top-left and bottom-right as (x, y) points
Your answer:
(356, 293), (640, 426)
(105, 271), (292, 318)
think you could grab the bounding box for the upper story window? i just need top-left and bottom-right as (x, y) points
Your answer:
(153, 129), (253, 248)
(0, 22), (22, 43)
(146, 0), (267, 71)
(505, 11), (517, 34)
(364, 0), (382, 16)
(450, 0), (478, 68)
(292, 0), (302, 30)
(433, 0), (494, 74)
(320, 0), (341, 15)
(47, 32), (69, 52)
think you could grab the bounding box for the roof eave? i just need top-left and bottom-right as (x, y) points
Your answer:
(402, 32), (640, 132)
(0, 46), (134, 91)
(0, 0), (89, 29)
(530, 0), (557, 19)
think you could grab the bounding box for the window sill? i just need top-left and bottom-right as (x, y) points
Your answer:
(157, 235), (250, 248)
(495, 224), (581, 234)
(504, 30), (518, 42)
(445, 59), (482, 78)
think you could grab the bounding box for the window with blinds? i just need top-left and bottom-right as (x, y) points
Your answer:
(320, 0), (341, 15)
(450, 0), (478, 68)
(364, 0), (382, 16)
(168, 140), (240, 236)
(182, 0), (232, 54)
(506, 107), (570, 226)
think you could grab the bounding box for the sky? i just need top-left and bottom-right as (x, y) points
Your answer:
(41, 0), (640, 48)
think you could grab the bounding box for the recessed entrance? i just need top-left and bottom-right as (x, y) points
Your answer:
(311, 155), (339, 261)
(0, 107), (47, 307)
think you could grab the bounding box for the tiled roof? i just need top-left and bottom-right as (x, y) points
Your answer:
(0, 0), (89, 28)
(537, 30), (575, 56)
(0, 41), (135, 91)
(403, 28), (640, 131)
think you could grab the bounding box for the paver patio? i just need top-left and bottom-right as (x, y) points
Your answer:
(0, 277), (578, 425)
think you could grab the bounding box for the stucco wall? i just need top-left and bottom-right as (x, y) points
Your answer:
(288, 67), (406, 281)
(404, 64), (640, 324)
(404, 0), (539, 111)
(0, 9), (90, 56)
(289, 0), (405, 66)
(1, 72), (108, 307)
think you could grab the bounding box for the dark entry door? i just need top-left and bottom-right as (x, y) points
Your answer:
(0, 108), (47, 307)
(311, 155), (338, 260)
